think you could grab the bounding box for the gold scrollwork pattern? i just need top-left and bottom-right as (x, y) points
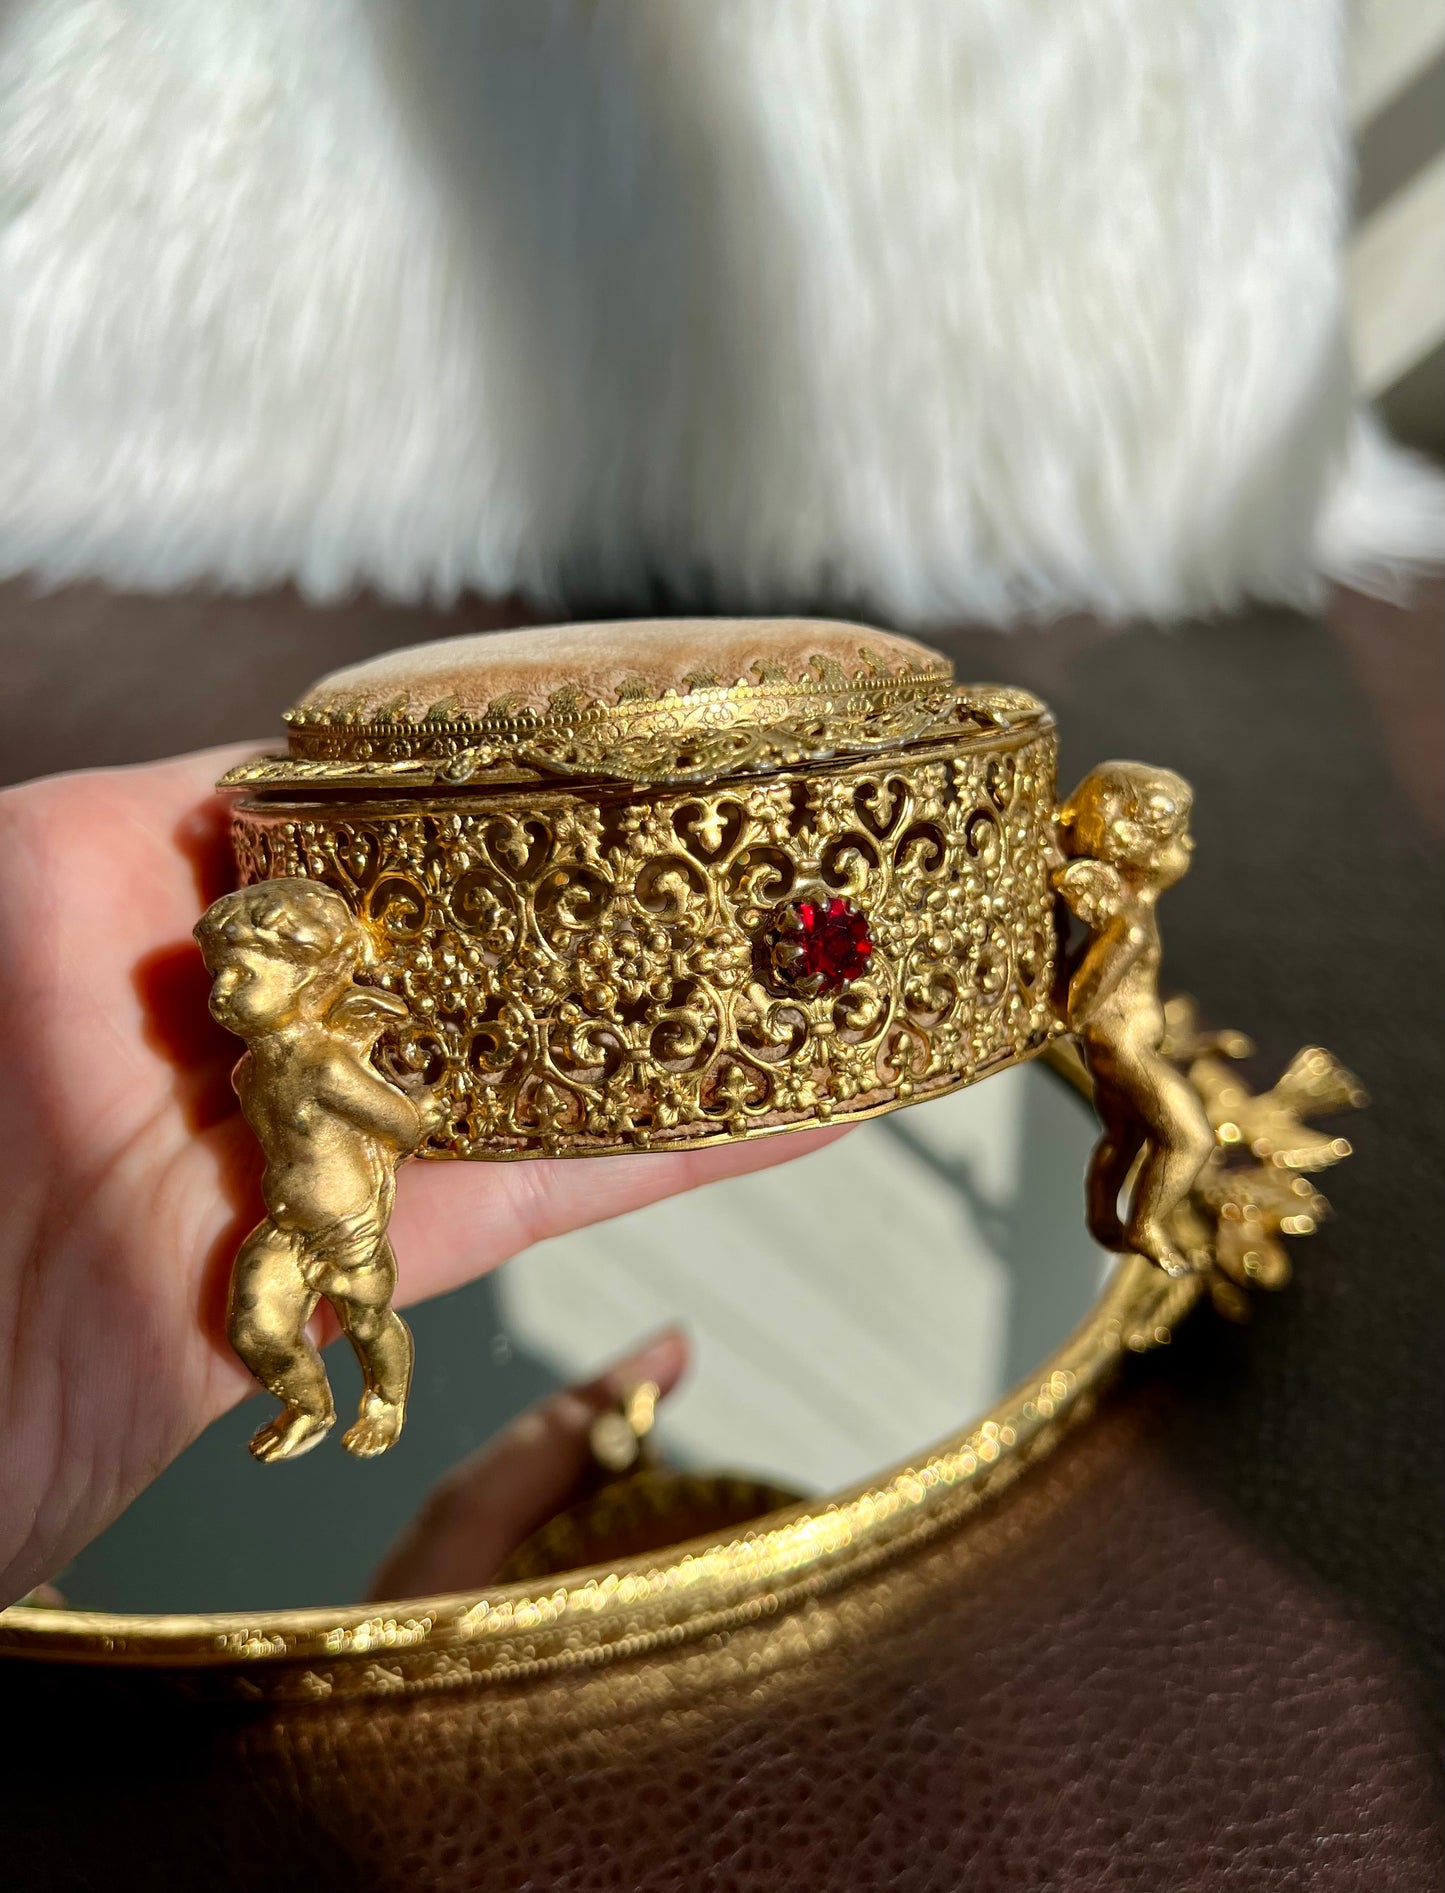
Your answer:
(230, 732), (1062, 1157)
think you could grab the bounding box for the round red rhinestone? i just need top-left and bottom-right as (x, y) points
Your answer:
(772, 896), (874, 995)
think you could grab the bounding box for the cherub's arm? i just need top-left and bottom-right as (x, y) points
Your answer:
(314, 1051), (426, 1150)
(327, 985), (409, 1049)
(1067, 915), (1147, 1023)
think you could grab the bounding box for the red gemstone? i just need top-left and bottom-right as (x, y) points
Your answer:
(776, 896), (874, 994)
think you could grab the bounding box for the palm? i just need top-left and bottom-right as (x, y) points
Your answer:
(0, 747), (836, 1605)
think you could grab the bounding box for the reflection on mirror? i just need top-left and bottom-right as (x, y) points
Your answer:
(55, 1060), (1108, 1614)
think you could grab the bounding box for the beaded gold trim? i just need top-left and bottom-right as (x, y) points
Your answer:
(221, 680), (1049, 790)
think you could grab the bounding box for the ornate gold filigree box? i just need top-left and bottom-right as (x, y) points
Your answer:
(219, 618), (1063, 1161)
(196, 613), (1356, 1471)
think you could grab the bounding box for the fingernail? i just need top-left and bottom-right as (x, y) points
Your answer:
(610, 1325), (687, 1393)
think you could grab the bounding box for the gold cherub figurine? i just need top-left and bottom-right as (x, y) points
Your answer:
(195, 879), (441, 1463)
(1054, 763), (1215, 1278)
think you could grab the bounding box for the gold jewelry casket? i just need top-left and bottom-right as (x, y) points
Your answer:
(218, 618), (1063, 1160)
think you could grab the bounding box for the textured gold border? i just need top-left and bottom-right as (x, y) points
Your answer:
(0, 1048), (1203, 1699)
(229, 680), (1050, 790)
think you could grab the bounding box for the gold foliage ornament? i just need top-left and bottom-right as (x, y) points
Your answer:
(1161, 999), (1367, 1319)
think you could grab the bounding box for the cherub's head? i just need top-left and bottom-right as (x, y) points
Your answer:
(195, 878), (370, 1037)
(1057, 762), (1194, 889)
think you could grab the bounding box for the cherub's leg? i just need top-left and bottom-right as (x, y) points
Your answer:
(1084, 1083), (1146, 1251)
(1124, 1059), (1216, 1276)
(227, 1221), (336, 1462)
(330, 1241), (414, 1459)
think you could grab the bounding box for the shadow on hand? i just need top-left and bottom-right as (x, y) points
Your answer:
(127, 790), (269, 1381)
(132, 942), (236, 1132)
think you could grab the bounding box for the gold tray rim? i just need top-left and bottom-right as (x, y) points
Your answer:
(0, 1264), (1197, 1687)
(0, 1046), (1202, 1693)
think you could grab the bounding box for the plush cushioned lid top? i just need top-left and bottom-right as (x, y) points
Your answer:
(216, 616), (1045, 792)
(288, 618), (949, 726)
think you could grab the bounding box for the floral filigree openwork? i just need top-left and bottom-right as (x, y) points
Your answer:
(232, 732), (1061, 1158)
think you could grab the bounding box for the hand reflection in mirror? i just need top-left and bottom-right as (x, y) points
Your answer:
(368, 1327), (688, 1600)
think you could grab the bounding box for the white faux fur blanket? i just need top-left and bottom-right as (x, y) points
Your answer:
(0, 0), (1440, 622)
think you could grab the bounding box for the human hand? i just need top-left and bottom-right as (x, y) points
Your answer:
(0, 749), (840, 1607)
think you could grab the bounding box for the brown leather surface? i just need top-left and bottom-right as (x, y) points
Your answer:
(1, 578), (1441, 1890)
(3, 1393), (1440, 1892)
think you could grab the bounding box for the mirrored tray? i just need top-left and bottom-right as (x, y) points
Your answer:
(50, 1058), (1118, 1616)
